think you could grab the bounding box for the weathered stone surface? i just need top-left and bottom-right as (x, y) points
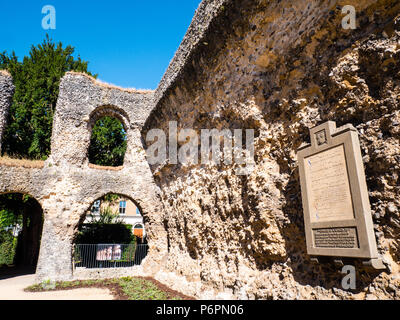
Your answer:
(0, 70), (14, 153)
(73, 265), (145, 281)
(51, 72), (154, 167)
(143, 0), (400, 299)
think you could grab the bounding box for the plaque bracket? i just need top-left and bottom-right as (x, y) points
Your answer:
(362, 258), (387, 270)
(333, 259), (344, 268)
(310, 256), (387, 270)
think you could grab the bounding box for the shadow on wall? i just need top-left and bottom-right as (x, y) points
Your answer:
(279, 169), (385, 293)
(251, 10), (400, 294)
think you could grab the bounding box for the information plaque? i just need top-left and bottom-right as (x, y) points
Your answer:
(297, 121), (385, 269)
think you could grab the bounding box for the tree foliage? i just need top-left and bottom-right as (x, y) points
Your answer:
(0, 35), (96, 159)
(88, 116), (127, 167)
(88, 206), (125, 225)
(0, 230), (17, 266)
(75, 224), (134, 244)
(102, 193), (120, 203)
(0, 37), (130, 244)
(75, 201), (135, 244)
(76, 206), (134, 244)
(0, 194), (29, 230)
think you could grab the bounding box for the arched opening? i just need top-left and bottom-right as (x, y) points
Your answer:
(133, 223), (146, 242)
(88, 116), (127, 167)
(73, 193), (148, 269)
(0, 193), (44, 276)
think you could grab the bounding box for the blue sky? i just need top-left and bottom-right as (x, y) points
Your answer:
(0, 1), (201, 89)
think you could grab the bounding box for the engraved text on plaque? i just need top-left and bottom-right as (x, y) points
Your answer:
(313, 228), (358, 249)
(304, 144), (354, 223)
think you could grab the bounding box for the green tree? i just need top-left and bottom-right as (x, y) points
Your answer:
(0, 230), (17, 266)
(88, 116), (127, 167)
(76, 206), (134, 245)
(0, 34), (96, 159)
(88, 206), (125, 225)
(0, 194), (28, 230)
(0, 194), (35, 267)
(102, 193), (120, 203)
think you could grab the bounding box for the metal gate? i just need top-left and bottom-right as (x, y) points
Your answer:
(73, 244), (148, 268)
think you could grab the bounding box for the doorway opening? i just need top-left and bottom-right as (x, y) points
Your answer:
(88, 116), (127, 168)
(0, 193), (44, 277)
(73, 193), (148, 269)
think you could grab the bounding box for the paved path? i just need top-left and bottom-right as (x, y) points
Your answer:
(0, 274), (114, 300)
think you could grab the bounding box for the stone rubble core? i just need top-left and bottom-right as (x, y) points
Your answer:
(1, 0), (400, 300)
(143, 0), (400, 299)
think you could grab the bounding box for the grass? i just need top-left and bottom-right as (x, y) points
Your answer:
(118, 277), (179, 300)
(0, 155), (45, 169)
(0, 69), (11, 77)
(25, 277), (193, 300)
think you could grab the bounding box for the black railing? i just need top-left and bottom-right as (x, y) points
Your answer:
(73, 244), (148, 269)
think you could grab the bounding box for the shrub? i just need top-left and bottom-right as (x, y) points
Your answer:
(0, 230), (17, 266)
(75, 224), (135, 244)
(76, 205), (135, 244)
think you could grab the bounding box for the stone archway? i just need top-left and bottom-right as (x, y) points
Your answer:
(75, 192), (149, 246)
(0, 72), (167, 282)
(88, 105), (131, 133)
(72, 192), (150, 270)
(0, 192), (44, 272)
(87, 111), (128, 168)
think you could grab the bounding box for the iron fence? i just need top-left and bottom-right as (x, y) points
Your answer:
(73, 244), (148, 269)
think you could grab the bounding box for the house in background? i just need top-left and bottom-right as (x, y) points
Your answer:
(84, 196), (146, 240)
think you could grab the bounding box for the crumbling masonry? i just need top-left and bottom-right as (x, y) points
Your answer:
(1, 0), (400, 299)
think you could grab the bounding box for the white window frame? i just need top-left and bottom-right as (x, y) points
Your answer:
(119, 200), (127, 215)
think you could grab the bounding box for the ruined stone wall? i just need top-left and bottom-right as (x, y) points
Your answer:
(1, 0), (399, 299)
(51, 72), (154, 167)
(0, 70), (14, 153)
(0, 72), (168, 281)
(143, 0), (400, 299)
